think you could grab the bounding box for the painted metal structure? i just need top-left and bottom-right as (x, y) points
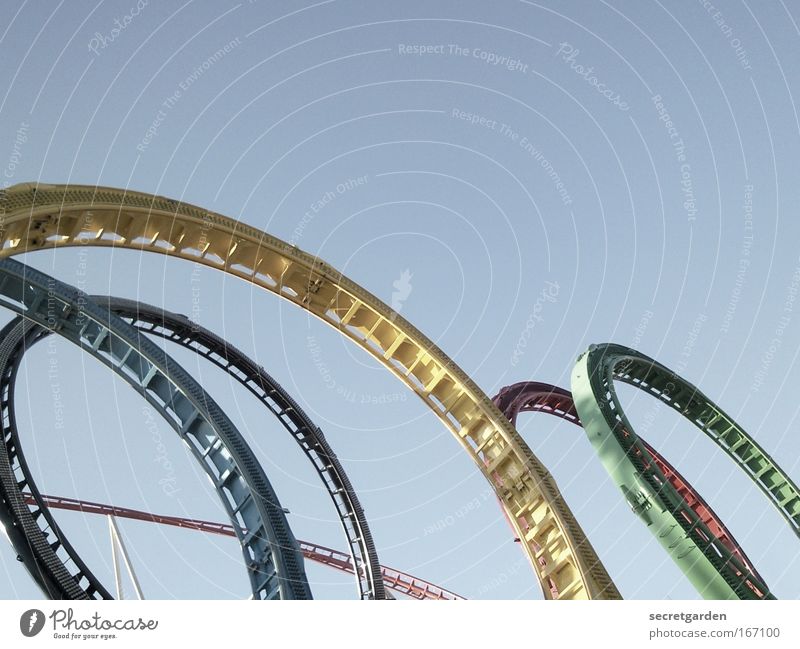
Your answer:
(1, 183), (796, 600)
(0, 259), (310, 600)
(0, 182), (619, 599)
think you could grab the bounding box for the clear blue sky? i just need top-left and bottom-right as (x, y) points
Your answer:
(1, 0), (799, 600)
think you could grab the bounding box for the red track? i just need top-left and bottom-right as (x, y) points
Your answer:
(22, 493), (463, 601)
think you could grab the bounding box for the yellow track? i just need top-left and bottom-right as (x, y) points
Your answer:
(0, 183), (620, 599)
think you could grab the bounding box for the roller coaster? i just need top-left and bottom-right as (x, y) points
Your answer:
(0, 182), (797, 600)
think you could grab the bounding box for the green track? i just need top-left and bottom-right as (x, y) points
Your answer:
(572, 343), (800, 600)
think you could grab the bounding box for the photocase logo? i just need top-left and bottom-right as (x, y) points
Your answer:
(20, 609), (45, 637)
(390, 269), (413, 321)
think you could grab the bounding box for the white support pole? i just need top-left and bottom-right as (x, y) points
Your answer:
(107, 515), (144, 600)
